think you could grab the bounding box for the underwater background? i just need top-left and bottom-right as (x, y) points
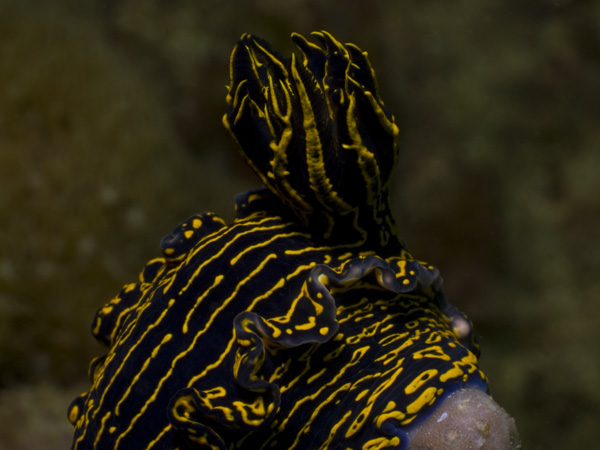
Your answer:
(0, 0), (598, 448)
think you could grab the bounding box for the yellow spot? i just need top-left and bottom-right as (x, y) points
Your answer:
(412, 346), (452, 361)
(406, 320), (419, 329)
(247, 193), (263, 203)
(383, 401), (396, 413)
(318, 273), (329, 286)
(151, 334), (172, 358)
(319, 327), (329, 336)
(323, 345), (345, 361)
(440, 366), (464, 382)
(295, 316), (316, 330)
(375, 410), (406, 428)
(237, 338), (252, 347)
(355, 389), (370, 402)
(406, 386), (437, 415)
(404, 369), (438, 395)
(68, 404), (79, 424)
(270, 326), (281, 339)
(361, 436), (401, 449)
(184, 230), (194, 239)
(345, 408), (369, 438)
(192, 218), (202, 228)
(232, 395), (269, 426)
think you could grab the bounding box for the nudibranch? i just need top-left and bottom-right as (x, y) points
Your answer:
(69, 31), (520, 449)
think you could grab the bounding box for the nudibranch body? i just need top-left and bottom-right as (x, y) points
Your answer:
(69, 31), (519, 449)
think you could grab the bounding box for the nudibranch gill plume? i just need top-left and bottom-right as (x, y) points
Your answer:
(68, 31), (520, 450)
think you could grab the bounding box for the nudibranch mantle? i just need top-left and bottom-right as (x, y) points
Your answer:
(69, 31), (514, 450)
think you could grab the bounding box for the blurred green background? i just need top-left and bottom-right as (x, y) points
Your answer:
(1, 0), (598, 448)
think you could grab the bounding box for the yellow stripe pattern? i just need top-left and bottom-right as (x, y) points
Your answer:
(69, 32), (487, 450)
(223, 31), (401, 251)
